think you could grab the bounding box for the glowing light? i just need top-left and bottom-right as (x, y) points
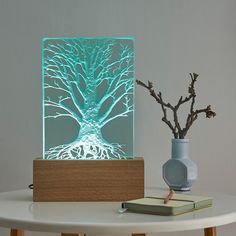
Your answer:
(43, 38), (134, 159)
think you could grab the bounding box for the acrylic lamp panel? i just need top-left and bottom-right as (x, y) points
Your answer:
(43, 38), (134, 160)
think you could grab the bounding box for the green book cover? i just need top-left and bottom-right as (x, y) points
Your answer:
(121, 193), (213, 216)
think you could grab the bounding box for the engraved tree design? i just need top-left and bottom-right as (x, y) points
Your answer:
(43, 39), (134, 159)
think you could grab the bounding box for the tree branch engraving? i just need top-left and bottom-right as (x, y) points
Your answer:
(44, 39), (134, 159)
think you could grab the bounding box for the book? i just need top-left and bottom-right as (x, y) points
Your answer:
(121, 193), (213, 216)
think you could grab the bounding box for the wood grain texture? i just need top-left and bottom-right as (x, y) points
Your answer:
(10, 229), (24, 236)
(204, 227), (217, 236)
(33, 158), (144, 201)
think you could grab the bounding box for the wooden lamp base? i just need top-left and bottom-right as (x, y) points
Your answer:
(33, 157), (144, 202)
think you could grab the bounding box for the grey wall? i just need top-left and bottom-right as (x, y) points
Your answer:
(0, 0), (236, 235)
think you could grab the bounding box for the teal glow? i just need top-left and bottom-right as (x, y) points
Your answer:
(43, 38), (134, 160)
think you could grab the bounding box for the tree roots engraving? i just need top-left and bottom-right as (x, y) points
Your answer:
(45, 134), (125, 160)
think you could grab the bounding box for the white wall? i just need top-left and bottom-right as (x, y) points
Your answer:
(0, 0), (236, 235)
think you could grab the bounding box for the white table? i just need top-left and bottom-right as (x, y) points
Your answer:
(0, 190), (236, 236)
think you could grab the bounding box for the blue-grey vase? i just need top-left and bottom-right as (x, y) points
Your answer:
(162, 139), (197, 191)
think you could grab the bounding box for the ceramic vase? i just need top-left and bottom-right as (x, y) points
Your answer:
(162, 139), (197, 191)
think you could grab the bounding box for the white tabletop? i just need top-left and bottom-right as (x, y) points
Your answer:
(0, 189), (236, 234)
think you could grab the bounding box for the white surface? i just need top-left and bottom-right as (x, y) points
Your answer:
(0, 190), (236, 234)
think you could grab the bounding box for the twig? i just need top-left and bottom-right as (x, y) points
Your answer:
(136, 73), (216, 139)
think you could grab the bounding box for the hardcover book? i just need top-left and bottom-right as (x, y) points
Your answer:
(121, 193), (213, 216)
